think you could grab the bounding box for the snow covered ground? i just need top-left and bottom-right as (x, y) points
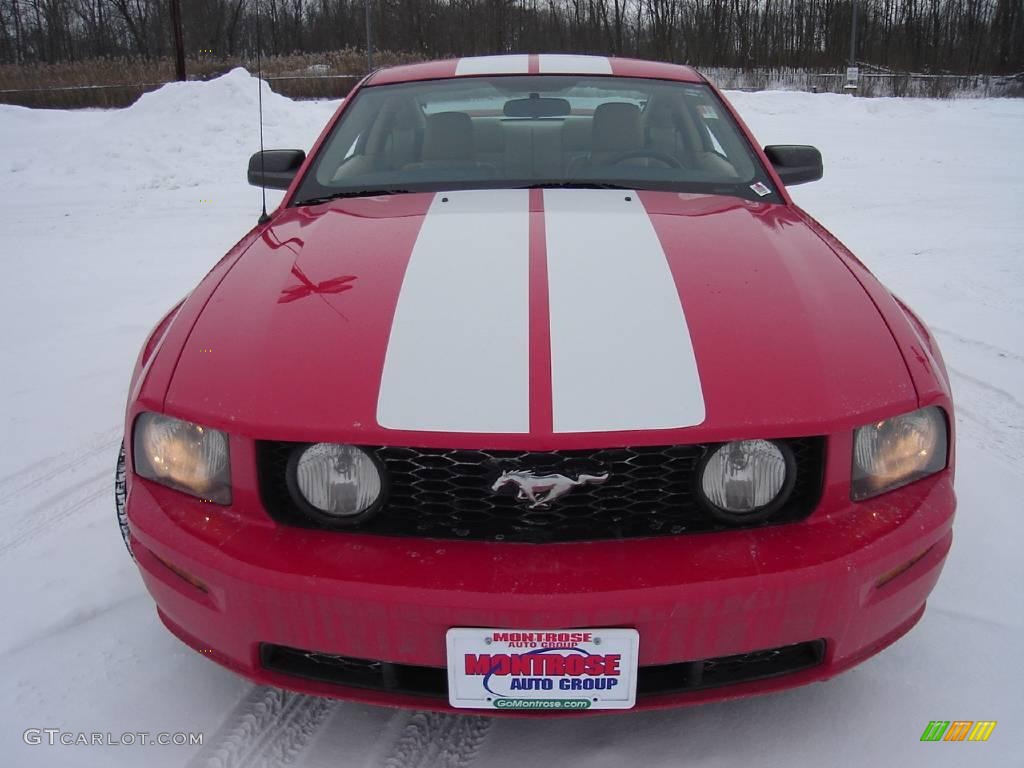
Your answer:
(1, 70), (1021, 767)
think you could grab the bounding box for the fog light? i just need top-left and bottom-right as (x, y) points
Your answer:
(290, 443), (383, 525)
(700, 440), (794, 522)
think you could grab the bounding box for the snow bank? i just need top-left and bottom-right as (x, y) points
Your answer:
(2, 68), (338, 194)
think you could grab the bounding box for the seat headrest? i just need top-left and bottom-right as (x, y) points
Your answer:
(389, 97), (422, 128)
(422, 111), (475, 162)
(645, 101), (675, 129)
(592, 102), (642, 154)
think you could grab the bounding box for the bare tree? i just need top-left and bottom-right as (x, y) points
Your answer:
(0, 0), (1020, 74)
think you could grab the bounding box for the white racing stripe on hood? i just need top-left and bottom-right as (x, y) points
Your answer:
(538, 54), (612, 74)
(455, 55), (530, 75)
(544, 189), (705, 432)
(377, 190), (531, 433)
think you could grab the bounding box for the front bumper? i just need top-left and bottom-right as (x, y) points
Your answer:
(129, 469), (954, 713)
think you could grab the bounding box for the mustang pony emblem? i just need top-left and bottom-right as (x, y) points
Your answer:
(491, 470), (609, 509)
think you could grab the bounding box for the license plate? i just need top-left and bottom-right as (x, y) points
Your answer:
(446, 628), (639, 711)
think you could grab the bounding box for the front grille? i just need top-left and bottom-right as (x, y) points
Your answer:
(257, 439), (824, 543)
(260, 640), (826, 700)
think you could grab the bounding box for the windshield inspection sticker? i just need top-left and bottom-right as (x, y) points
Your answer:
(750, 182), (772, 197)
(447, 628), (640, 710)
(698, 104), (719, 119)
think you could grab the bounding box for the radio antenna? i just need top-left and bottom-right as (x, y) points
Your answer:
(256, 1), (270, 225)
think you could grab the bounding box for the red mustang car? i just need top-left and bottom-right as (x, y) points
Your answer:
(117, 54), (955, 713)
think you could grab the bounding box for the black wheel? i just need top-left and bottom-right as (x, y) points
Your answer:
(115, 442), (134, 559)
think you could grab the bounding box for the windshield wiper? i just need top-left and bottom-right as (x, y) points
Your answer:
(297, 183), (635, 205)
(519, 181), (634, 190)
(294, 189), (413, 206)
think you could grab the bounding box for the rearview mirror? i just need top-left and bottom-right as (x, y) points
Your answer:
(248, 149), (306, 190)
(503, 95), (571, 118)
(763, 145), (823, 186)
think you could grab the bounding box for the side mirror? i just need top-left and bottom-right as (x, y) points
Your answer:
(248, 149), (306, 190)
(763, 145), (823, 186)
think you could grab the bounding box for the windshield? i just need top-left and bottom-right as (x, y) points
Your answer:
(293, 76), (778, 204)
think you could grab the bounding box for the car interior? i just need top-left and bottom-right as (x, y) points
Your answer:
(306, 77), (759, 190)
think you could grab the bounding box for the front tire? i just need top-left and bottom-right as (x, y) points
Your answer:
(115, 443), (133, 559)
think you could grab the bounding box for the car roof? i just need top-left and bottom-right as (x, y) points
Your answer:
(365, 54), (705, 87)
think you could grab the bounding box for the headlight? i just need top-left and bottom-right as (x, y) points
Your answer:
(290, 443), (382, 524)
(699, 439), (794, 521)
(852, 406), (947, 500)
(133, 413), (231, 504)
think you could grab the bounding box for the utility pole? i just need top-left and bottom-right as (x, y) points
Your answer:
(366, 0), (374, 71)
(170, 0), (187, 81)
(848, 0), (858, 66)
(844, 0), (859, 91)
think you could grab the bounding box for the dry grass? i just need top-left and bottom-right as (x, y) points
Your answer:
(3, 53), (1017, 108)
(0, 49), (424, 109)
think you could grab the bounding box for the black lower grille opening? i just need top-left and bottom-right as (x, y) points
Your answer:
(636, 640), (826, 695)
(260, 645), (446, 698)
(260, 640), (825, 701)
(257, 439), (825, 543)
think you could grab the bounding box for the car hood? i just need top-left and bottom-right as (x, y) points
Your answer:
(165, 190), (916, 447)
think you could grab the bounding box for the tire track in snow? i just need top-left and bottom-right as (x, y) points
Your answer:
(0, 427), (119, 498)
(946, 365), (1024, 469)
(948, 366), (1024, 411)
(379, 711), (492, 768)
(0, 427), (120, 554)
(931, 326), (1024, 365)
(0, 471), (109, 554)
(189, 685), (492, 768)
(186, 686), (336, 768)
